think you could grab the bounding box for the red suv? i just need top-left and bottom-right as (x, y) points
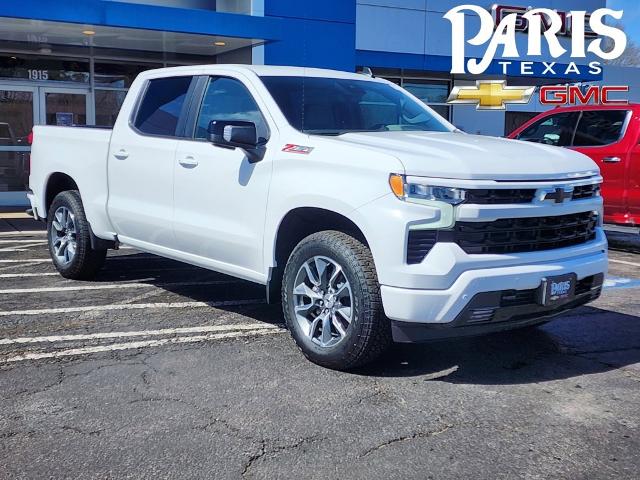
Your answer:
(509, 104), (640, 227)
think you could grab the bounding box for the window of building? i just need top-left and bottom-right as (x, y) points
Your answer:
(0, 90), (32, 192)
(95, 90), (128, 127)
(0, 55), (89, 83)
(134, 76), (193, 136)
(94, 61), (161, 88)
(516, 112), (580, 147)
(402, 80), (450, 121)
(573, 110), (629, 147)
(359, 68), (452, 121)
(402, 81), (448, 103)
(93, 61), (163, 127)
(194, 76), (268, 140)
(44, 92), (87, 126)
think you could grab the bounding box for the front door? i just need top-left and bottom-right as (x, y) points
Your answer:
(173, 75), (274, 281)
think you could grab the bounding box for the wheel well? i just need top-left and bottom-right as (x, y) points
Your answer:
(45, 173), (78, 216)
(267, 207), (368, 303)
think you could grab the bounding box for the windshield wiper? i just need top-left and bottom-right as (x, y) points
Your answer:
(304, 130), (345, 136)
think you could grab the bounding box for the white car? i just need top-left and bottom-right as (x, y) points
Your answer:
(27, 65), (607, 370)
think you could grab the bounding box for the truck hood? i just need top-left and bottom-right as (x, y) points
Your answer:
(333, 131), (599, 181)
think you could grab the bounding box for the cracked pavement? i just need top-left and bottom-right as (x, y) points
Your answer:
(0, 231), (639, 479)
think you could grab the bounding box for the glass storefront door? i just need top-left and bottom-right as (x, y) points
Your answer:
(0, 86), (36, 196)
(40, 87), (90, 126)
(0, 84), (90, 205)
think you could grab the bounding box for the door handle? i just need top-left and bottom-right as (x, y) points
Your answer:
(602, 156), (621, 163)
(178, 156), (199, 168)
(113, 149), (129, 160)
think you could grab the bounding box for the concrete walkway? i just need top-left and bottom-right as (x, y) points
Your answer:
(0, 210), (44, 234)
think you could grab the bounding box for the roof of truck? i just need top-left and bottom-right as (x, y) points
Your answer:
(236, 65), (369, 79)
(142, 64), (381, 81)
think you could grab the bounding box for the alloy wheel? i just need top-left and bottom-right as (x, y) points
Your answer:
(292, 255), (354, 347)
(50, 206), (77, 265)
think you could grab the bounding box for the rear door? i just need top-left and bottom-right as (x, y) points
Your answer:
(571, 109), (631, 223)
(107, 75), (195, 247)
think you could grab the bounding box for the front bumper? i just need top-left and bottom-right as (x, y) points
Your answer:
(391, 273), (603, 342)
(380, 246), (607, 325)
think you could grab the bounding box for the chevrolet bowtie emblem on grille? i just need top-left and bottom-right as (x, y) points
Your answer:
(447, 80), (535, 110)
(543, 187), (574, 204)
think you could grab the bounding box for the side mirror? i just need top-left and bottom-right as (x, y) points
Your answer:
(207, 120), (266, 163)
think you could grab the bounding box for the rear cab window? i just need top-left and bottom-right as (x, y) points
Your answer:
(133, 76), (194, 137)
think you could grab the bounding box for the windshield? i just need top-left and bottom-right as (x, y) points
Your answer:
(260, 76), (452, 135)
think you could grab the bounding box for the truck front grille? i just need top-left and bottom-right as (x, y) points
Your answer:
(447, 211), (598, 254)
(571, 184), (600, 200)
(406, 211), (598, 263)
(462, 184), (600, 205)
(465, 189), (536, 204)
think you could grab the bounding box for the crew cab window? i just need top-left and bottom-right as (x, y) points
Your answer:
(572, 110), (629, 147)
(134, 76), (193, 136)
(194, 77), (268, 140)
(516, 112), (580, 147)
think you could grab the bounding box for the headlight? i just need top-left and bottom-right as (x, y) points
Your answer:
(389, 174), (466, 205)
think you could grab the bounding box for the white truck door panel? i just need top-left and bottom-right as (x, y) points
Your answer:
(172, 75), (273, 275)
(107, 75), (194, 248)
(173, 140), (272, 275)
(107, 134), (178, 246)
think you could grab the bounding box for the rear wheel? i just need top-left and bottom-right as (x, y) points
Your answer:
(282, 231), (391, 370)
(47, 190), (106, 280)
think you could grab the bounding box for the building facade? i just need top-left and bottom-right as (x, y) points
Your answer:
(0, 0), (629, 205)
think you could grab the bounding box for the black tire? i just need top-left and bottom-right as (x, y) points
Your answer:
(282, 231), (391, 370)
(47, 190), (107, 280)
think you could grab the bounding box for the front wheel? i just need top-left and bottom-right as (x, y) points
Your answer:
(282, 231), (391, 370)
(47, 190), (107, 280)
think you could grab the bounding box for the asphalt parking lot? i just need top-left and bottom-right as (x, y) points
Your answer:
(1, 223), (639, 479)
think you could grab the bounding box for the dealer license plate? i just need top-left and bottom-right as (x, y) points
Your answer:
(539, 273), (577, 306)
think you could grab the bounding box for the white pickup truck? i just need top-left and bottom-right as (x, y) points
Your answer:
(28, 65), (607, 370)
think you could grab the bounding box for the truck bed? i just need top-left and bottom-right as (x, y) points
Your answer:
(29, 125), (114, 235)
